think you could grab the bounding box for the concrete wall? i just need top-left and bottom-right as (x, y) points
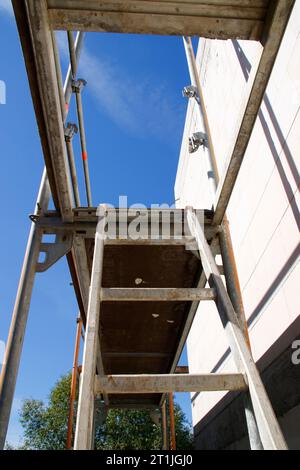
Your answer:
(175, 2), (300, 449)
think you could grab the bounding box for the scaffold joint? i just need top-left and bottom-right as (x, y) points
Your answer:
(72, 78), (87, 93)
(64, 122), (78, 142)
(189, 132), (207, 153)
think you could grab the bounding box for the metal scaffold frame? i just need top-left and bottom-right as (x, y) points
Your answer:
(0, 0), (295, 451)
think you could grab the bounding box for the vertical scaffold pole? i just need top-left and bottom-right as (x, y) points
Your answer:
(67, 31), (93, 207)
(161, 400), (168, 450)
(0, 169), (50, 449)
(66, 315), (82, 449)
(0, 32), (85, 450)
(169, 392), (176, 450)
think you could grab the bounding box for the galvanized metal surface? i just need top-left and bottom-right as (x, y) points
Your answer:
(65, 138), (81, 207)
(68, 31), (93, 206)
(183, 36), (217, 200)
(64, 32), (85, 107)
(0, 170), (50, 449)
(36, 232), (73, 272)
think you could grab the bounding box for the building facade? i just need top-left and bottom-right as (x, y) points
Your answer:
(175, 2), (300, 450)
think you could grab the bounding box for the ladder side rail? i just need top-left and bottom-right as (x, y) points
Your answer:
(74, 208), (106, 450)
(187, 208), (287, 450)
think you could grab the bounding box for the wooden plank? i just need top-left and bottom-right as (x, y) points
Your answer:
(160, 270), (207, 405)
(49, 9), (264, 39)
(48, 0), (269, 8)
(97, 240), (202, 407)
(187, 208), (288, 450)
(213, 0), (295, 225)
(95, 373), (248, 394)
(175, 366), (189, 374)
(104, 237), (201, 246)
(48, 1), (267, 20)
(100, 287), (216, 301)
(103, 352), (171, 358)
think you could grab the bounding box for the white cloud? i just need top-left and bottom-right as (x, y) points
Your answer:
(56, 32), (182, 143)
(80, 48), (181, 141)
(0, 0), (13, 16)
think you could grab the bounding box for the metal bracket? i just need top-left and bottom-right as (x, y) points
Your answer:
(36, 232), (73, 272)
(182, 85), (198, 99)
(189, 132), (208, 153)
(72, 78), (87, 94)
(64, 122), (78, 142)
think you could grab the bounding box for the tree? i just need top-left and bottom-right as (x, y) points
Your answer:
(19, 373), (194, 450)
(19, 374), (72, 450)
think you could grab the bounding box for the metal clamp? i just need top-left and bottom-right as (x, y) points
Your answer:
(188, 132), (207, 153)
(182, 85), (198, 99)
(29, 214), (39, 223)
(64, 122), (78, 142)
(72, 78), (87, 94)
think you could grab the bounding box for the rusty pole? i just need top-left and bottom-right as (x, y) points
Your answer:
(169, 392), (176, 450)
(66, 315), (82, 450)
(161, 400), (168, 450)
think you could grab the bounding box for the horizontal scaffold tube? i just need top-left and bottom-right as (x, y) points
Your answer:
(100, 288), (216, 302)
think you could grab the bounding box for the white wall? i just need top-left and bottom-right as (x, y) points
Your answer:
(175, 2), (300, 430)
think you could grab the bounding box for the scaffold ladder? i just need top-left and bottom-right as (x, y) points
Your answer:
(0, 0), (295, 451)
(74, 207), (287, 450)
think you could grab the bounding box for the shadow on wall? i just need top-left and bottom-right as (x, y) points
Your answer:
(189, 42), (300, 393)
(231, 40), (300, 232)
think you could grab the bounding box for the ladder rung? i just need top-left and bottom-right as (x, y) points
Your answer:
(100, 287), (216, 302)
(94, 373), (247, 394)
(104, 237), (197, 246)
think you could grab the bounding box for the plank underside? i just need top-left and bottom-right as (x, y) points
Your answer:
(85, 240), (202, 406)
(48, 0), (271, 40)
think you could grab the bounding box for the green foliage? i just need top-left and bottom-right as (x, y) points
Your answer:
(18, 373), (194, 450)
(172, 403), (194, 450)
(95, 408), (162, 450)
(4, 442), (15, 450)
(19, 374), (72, 450)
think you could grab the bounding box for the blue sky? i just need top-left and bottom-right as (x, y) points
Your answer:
(0, 0), (195, 446)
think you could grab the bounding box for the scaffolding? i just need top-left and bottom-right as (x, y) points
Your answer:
(0, 0), (295, 451)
